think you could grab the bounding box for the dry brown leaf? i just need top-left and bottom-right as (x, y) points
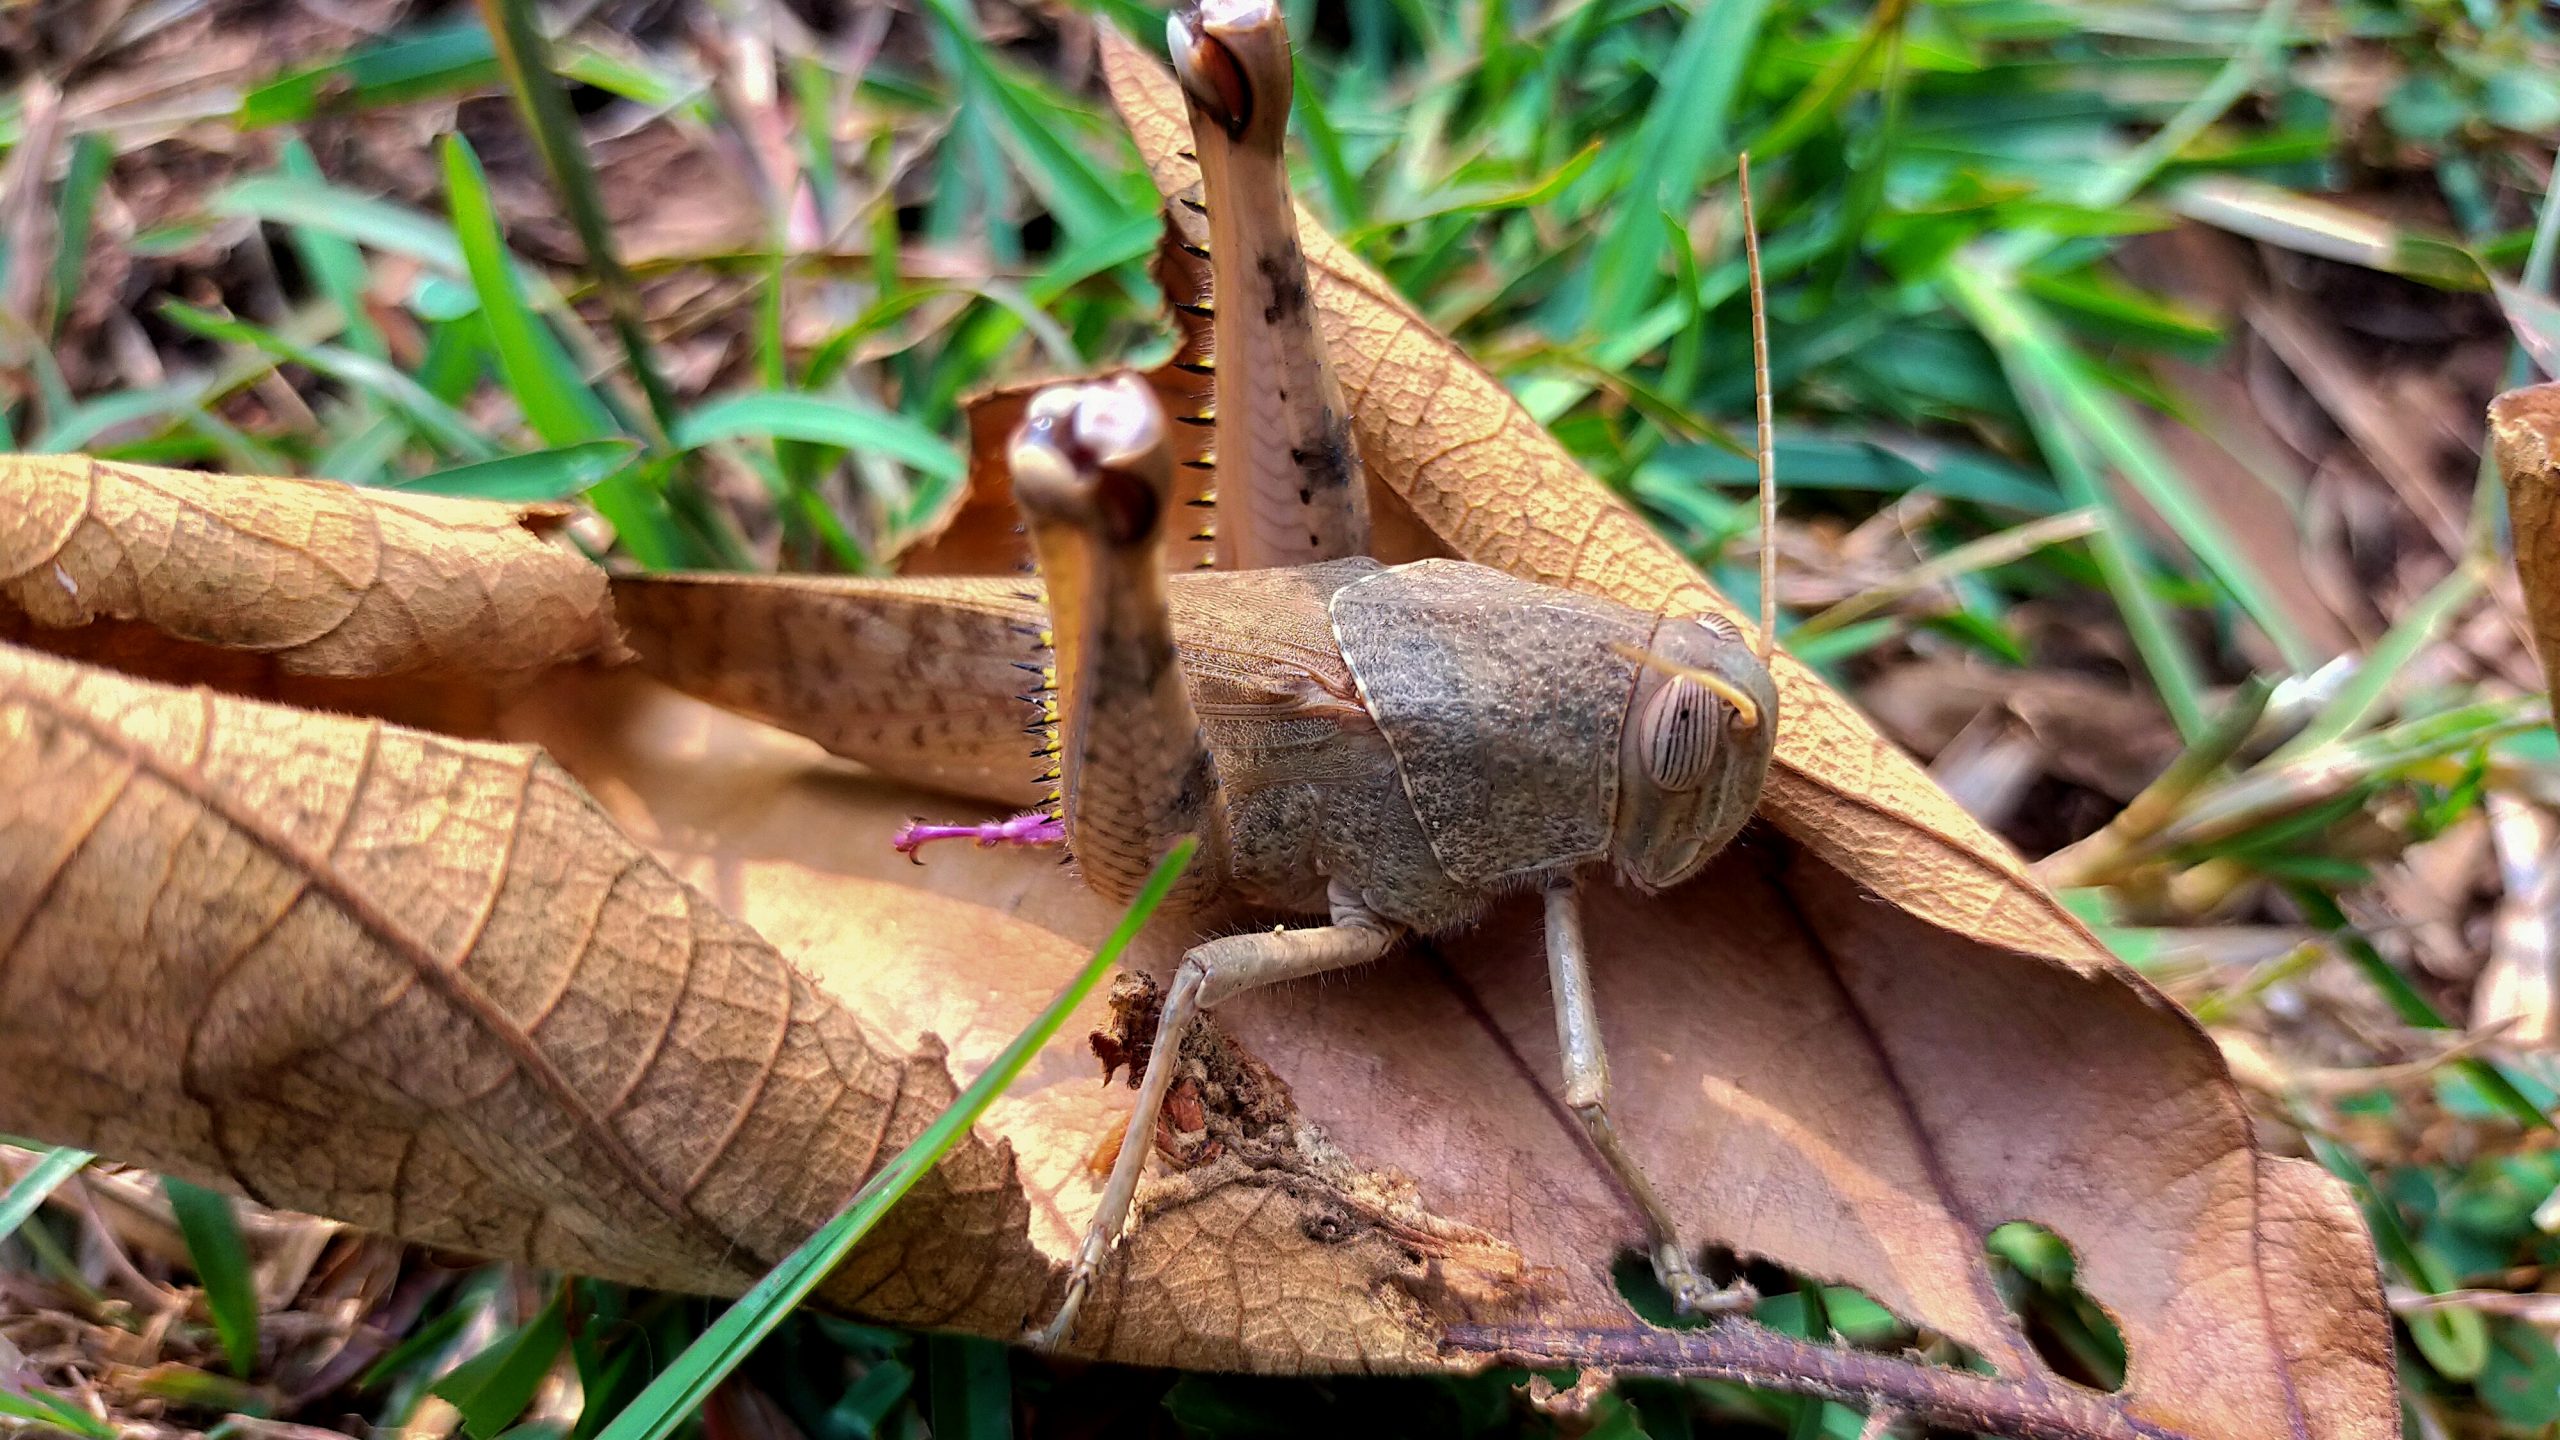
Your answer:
(608, 558), (2391, 1432)
(1089, 52), (2389, 1432)
(0, 454), (623, 684)
(0, 639), (1050, 1335)
(2493, 382), (2560, 694)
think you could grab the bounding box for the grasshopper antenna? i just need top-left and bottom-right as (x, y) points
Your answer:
(1738, 151), (1776, 666)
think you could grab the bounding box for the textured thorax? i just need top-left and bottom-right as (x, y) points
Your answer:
(1328, 559), (1651, 888)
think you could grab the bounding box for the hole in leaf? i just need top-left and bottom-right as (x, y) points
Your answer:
(1609, 1248), (1919, 1352)
(1983, 1220), (2126, 1392)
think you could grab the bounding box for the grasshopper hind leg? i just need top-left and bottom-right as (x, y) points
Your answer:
(1545, 875), (1757, 1319)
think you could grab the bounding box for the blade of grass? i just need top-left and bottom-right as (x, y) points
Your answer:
(158, 299), (495, 460)
(2272, 560), (2488, 761)
(1578, 0), (1775, 336)
(440, 135), (618, 449)
(1948, 263), (2322, 676)
(432, 1285), (570, 1440)
(240, 19), (501, 128)
(1737, 0), (1910, 165)
(923, 1336), (1009, 1440)
(164, 1177), (261, 1377)
(390, 439), (643, 500)
(916, 0), (1135, 241)
(589, 836), (1199, 1440)
(277, 138), (388, 360)
(44, 132), (109, 341)
(476, 0), (679, 446)
(0, 1146), (93, 1245)
(1991, 0), (2299, 273)
(673, 392), (964, 485)
(0, 1384), (116, 1440)
(1947, 265), (2210, 734)
(216, 175), (568, 313)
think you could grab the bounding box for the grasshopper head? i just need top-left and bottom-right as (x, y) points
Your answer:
(1608, 614), (1779, 891)
(1006, 372), (1172, 546)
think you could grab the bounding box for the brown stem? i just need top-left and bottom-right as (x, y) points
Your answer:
(1444, 1323), (2183, 1440)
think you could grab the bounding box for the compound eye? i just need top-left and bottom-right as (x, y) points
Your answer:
(1636, 676), (1721, 792)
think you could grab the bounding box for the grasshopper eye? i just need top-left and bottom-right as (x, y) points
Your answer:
(1636, 677), (1721, 792)
(1168, 10), (1253, 135)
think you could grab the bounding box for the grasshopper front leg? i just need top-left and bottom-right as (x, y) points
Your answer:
(1006, 374), (1231, 906)
(1546, 876), (1756, 1318)
(1010, 376), (1402, 1349)
(1035, 883), (1397, 1350)
(1170, 0), (1371, 568)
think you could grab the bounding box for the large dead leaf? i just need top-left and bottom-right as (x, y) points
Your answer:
(2494, 382), (2560, 695)
(593, 29), (2394, 1435)
(608, 561), (2391, 1432)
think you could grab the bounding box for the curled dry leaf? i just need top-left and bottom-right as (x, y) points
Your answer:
(2493, 382), (2560, 697)
(0, 454), (623, 686)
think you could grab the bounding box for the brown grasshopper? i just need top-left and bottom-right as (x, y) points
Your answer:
(914, 0), (1775, 1349)
(1001, 370), (1777, 1349)
(889, 0), (1783, 1349)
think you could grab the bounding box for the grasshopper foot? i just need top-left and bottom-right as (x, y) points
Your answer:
(892, 811), (1065, 862)
(1657, 1245), (1757, 1319)
(1028, 1226), (1115, 1351)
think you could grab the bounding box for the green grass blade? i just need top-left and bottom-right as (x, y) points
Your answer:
(589, 836), (1199, 1440)
(157, 300), (494, 460)
(924, 1336), (1009, 1440)
(163, 1177), (261, 1377)
(440, 135), (619, 448)
(0, 1383), (116, 1440)
(673, 392), (964, 485)
(1579, 0), (1775, 335)
(46, 133), (110, 341)
(432, 1286), (571, 1440)
(215, 175), (544, 300)
(2273, 561), (2487, 760)
(277, 138), (388, 360)
(0, 1147), (94, 1245)
(391, 440), (643, 500)
(476, 0), (680, 444)
(1947, 264), (2321, 676)
(1945, 265), (2210, 734)
(915, 0), (1140, 241)
(240, 19), (500, 128)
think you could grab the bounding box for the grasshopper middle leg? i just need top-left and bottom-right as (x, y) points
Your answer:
(1545, 876), (1756, 1318)
(1034, 881), (1399, 1350)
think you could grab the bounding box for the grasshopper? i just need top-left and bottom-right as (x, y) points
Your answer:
(882, 0), (1786, 1348)
(999, 369), (1778, 1348)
